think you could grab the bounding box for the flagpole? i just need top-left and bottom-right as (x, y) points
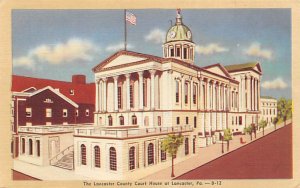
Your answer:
(124, 9), (127, 51)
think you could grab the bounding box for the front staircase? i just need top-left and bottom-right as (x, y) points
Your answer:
(52, 151), (74, 170)
(50, 145), (74, 170)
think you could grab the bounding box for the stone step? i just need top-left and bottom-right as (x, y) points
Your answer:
(51, 150), (74, 170)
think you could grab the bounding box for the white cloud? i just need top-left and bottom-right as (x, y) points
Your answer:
(245, 42), (273, 60)
(195, 43), (229, 55)
(105, 42), (134, 52)
(262, 77), (288, 90)
(144, 28), (166, 44)
(13, 38), (100, 69)
(13, 56), (35, 69)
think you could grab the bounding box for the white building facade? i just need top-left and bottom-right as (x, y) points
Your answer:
(260, 97), (278, 127)
(72, 11), (266, 179)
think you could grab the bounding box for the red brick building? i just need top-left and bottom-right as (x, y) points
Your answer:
(11, 75), (95, 158)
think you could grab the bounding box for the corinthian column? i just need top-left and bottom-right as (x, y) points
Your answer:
(102, 78), (107, 112)
(149, 70), (156, 110)
(125, 74), (131, 111)
(138, 71), (144, 110)
(95, 79), (100, 112)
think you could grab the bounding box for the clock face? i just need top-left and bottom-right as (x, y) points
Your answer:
(168, 31), (176, 38)
(187, 31), (192, 39)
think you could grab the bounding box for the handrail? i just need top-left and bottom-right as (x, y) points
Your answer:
(74, 125), (194, 138)
(49, 145), (74, 165)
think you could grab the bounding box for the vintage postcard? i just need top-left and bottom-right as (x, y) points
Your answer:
(0, 0), (299, 188)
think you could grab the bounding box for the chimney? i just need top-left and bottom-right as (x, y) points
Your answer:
(72, 75), (86, 84)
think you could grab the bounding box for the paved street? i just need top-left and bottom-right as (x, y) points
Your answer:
(176, 123), (292, 179)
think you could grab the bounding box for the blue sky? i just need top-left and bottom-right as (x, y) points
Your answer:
(12, 9), (291, 99)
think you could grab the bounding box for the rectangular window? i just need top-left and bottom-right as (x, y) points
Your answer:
(194, 116), (197, 128)
(63, 109), (68, 117)
(176, 117), (180, 125)
(26, 108), (32, 117)
(118, 86), (122, 109)
(239, 116), (242, 125)
(85, 109), (89, 116)
(186, 117), (189, 125)
(46, 108), (52, 118)
(130, 84), (134, 108)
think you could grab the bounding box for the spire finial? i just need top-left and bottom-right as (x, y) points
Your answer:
(176, 9), (182, 25)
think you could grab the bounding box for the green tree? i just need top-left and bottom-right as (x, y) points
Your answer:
(259, 120), (267, 136)
(273, 117), (279, 130)
(161, 133), (184, 177)
(244, 125), (253, 141)
(223, 128), (232, 151)
(277, 98), (292, 126)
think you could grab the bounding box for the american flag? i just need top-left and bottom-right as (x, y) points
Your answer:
(126, 11), (136, 25)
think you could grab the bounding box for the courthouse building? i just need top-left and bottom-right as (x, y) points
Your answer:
(73, 11), (264, 179)
(14, 10), (277, 180)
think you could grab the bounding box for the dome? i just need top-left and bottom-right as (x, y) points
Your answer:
(165, 11), (193, 43)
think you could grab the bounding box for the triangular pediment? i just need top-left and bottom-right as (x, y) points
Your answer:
(93, 50), (164, 72)
(204, 64), (231, 78)
(102, 54), (146, 69)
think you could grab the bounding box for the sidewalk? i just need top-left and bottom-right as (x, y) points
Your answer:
(13, 120), (290, 180)
(13, 160), (94, 180)
(141, 120), (291, 180)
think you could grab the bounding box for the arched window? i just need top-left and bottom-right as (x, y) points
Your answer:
(108, 115), (113, 126)
(144, 116), (149, 126)
(94, 146), (100, 168)
(109, 147), (117, 171)
(118, 86), (122, 109)
(161, 149), (166, 161)
(36, 140), (40, 157)
(132, 115), (137, 125)
(193, 138), (196, 154)
(175, 80), (179, 103)
(185, 138), (189, 155)
(29, 139), (33, 155)
(22, 138), (25, 154)
(176, 45), (181, 57)
(148, 143), (154, 165)
(158, 116), (162, 126)
(183, 47), (188, 59)
(170, 46), (174, 57)
(119, 116), (124, 125)
(143, 79), (147, 107)
(184, 82), (188, 104)
(130, 84), (134, 108)
(129, 146), (135, 170)
(81, 144), (86, 165)
(193, 84), (197, 104)
(99, 117), (102, 125)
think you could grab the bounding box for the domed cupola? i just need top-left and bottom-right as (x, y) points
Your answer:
(163, 9), (195, 64)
